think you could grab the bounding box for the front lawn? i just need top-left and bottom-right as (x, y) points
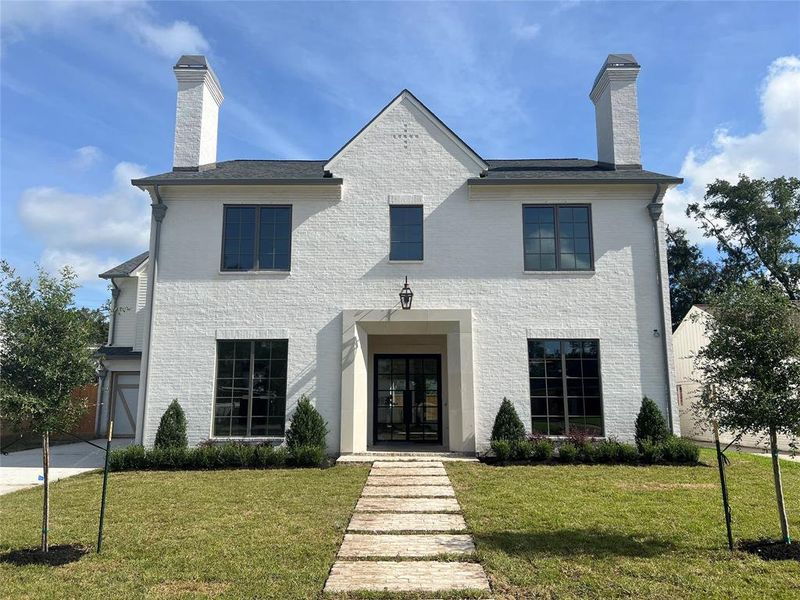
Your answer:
(0, 465), (369, 599)
(447, 449), (799, 599)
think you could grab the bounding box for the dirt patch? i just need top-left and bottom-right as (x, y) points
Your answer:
(738, 539), (800, 561)
(149, 580), (230, 598)
(0, 544), (89, 567)
(617, 482), (715, 491)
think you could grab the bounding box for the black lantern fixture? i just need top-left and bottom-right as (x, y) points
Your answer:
(399, 276), (413, 310)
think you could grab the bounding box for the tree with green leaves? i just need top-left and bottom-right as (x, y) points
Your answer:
(0, 261), (97, 552)
(667, 226), (723, 328)
(687, 175), (799, 300)
(695, 282), (800, 544)
(154, 399), (188, 448)
(491, 398), (526, 442)
(76, 301), (110, 347)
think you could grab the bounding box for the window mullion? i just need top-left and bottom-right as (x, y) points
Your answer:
(561, 340), (569, 434)
(247, 341), (255, 436)
(254, 207), (261, 270)
(554, 206), (561, 270)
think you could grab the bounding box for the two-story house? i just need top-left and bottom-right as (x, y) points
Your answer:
(96, 53), (682, 455)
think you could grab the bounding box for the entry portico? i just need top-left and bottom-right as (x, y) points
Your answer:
(340, 309), (476, 455)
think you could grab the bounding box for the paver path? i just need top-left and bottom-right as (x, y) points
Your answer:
(324, 459), (490, 595)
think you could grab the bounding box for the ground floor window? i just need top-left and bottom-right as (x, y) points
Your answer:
(214, 339), (288, 437)
(528, 339), (603, 436)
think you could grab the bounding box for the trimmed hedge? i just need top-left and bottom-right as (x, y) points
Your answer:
(108, 442), (327, 471)
(488, 435), (699, 466)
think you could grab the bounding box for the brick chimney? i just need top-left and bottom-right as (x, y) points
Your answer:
(172, 55), (224, 170)
(589, 54), (641, 170)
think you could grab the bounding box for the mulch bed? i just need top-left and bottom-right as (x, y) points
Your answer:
(738, 539), (800, 561)
(1, 544), (90, 567)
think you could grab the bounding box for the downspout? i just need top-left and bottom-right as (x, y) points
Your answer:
(137, 185), (167, 445)
(647, 183), (675, 433)
(108, 280), (120, 346)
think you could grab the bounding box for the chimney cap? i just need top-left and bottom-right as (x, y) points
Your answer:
(174, 55), (209, 69)
(591, 53), (640, 92)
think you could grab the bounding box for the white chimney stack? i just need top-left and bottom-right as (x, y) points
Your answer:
(172, 55), (224, 170)
(589, 54), (641, 170)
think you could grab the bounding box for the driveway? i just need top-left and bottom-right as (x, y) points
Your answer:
(0, 439), (131, 496)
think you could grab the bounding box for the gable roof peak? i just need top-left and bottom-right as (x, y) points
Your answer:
(324, 89), (488, 173)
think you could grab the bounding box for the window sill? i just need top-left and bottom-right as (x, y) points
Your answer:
(522, 270), (595, 275)
(388, 260), (424, 264)
(218, 270), (291, 276)
(208, 436), (285, 443)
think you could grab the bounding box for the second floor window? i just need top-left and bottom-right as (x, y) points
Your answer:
(390, 205), (423, 261)
(523, 205), (593, 271)
(222, 205), (292, 271)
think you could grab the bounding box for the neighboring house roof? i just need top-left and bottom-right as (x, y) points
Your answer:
(99, 252), (149, 279)
(95, 346), (142, 358)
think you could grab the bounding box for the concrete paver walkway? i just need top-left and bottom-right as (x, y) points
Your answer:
(324, 458), (490, 595)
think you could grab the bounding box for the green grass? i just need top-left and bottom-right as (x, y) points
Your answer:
(447, 449), (800, 599)
(0, 465), (369, 599)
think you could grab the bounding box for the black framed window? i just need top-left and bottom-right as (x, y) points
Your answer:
(222, 205), (292, 271)
(214, 340), (288, 437)
(523, 205), (593, 271)
(528, 339), (603, 436)
(390, 205), (423, 261)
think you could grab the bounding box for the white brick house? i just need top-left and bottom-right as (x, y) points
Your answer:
(96, 53), (682, 455)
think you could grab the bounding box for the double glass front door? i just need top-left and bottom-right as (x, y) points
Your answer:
(374, 355), (442, 444)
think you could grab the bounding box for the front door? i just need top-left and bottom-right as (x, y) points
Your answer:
(374, 355), (442, 444)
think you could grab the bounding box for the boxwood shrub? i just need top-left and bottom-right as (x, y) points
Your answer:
(109, 442), (320, 471)
(661, 435), (701, 464)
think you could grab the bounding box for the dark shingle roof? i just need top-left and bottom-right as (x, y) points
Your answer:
(131, 160), (340, 186)
(471, 159), (682, 185)
(99, 252), (149, 279)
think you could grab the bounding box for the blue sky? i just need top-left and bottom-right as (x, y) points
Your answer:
(1, 1), (799, 307)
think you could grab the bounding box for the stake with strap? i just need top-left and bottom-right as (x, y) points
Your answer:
(97, 421), (113, 553)
(713, 422), (734, 551)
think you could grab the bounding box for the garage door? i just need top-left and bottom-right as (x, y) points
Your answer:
(110, 372), (140, 438)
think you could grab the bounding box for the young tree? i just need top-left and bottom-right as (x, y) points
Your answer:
(667, 226), (722, 328)
(695, 282), (800, 543)
(0, 262), (97, 552)
(687, 175), (799, 300)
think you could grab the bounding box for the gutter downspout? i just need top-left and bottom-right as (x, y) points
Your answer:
(136, 185), (167, 445)
(108, 280), (120, 346)
(647, 184), (675, 433)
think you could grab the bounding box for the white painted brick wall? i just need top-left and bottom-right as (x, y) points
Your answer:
(141, 96), (675, 452)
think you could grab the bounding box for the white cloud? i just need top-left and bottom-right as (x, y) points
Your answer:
(512, 23), (542, 41)
(19, 162), (151, 284)
(664, 55), (800, 243)
(71, 145), (103, 170)
(132, 19), (209, 59)
(1, 1), (209, 61)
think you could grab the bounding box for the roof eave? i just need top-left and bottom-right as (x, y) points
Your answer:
(131, 178), (343, 187)
(468, 177), (684, 186)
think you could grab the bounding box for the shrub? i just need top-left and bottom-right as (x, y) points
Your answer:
(661, 436), (700, 464)
(593, 439), (621, 464)
(635, 397), (670, 451)
(290, 444), (326, 467)
(617, 442), (640, 464)
(286, 395), (329, 450)
(512, 439), (534, 460)
(491, 398), (526, 442)
(109, 444), (146, 471)
(639, 439), (663, 464)
(490, 439), (515, 462)
(154, 399), (188, 449)
(530, 438), (554, 461)
(218, 442), (253, 468)
(558, 442), (578, 463)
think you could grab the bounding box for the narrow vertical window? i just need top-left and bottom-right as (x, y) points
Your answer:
(523, 206), (556, 271)
(214, 339), (288, 437)
(558, 206), (592, 270)
(390, 205), (423, 261)
(528, 339), (603, 435)
(259, 206), (292, 270)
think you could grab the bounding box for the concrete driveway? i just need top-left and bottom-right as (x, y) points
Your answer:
(0, 439), (131, 496)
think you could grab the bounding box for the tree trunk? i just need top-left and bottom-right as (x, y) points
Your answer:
(41, 431), (50, 552)
(770, 426), (791, 544)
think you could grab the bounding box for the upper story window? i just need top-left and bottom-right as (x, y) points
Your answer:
(523, 205), (593, 271)
(222, 205), (292, 271)
(390, 205), (423, 261)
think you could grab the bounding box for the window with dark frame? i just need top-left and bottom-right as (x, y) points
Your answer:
(222, 205), (292, 271)
(528, 339), (603, 436)
(214, 340), (288, 437)
(523, 205), (593, 271)
(390, 205), (423, 261)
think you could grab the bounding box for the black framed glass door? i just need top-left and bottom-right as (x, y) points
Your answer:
(373, 354), (442, 444)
